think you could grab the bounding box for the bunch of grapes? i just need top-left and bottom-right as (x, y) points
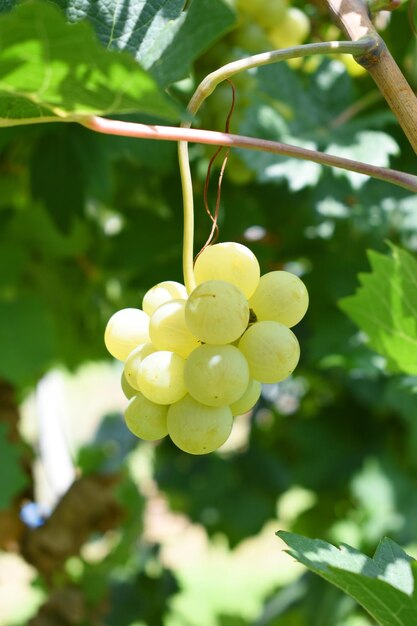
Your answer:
(104, 242), (308, 455)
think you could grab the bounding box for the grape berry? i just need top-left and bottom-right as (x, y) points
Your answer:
(104, 242), (308, 454)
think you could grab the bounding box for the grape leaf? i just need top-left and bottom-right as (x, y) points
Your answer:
(238, 104), (322, 190)
(30, 126), (87, 231)
(0, 423), (28, 509)
(278, 531), (417, 626)
(0, 1), (178, 125)
(326, 131), (399, 189)
(0, 295), (56, 386)
(54, 0), (236, 87)
(339, 244), (417, 375)
(237, 58), (397, 191)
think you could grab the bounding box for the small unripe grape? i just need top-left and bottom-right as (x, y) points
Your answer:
(249, 271), (308, 327)
(142, 281), (187, 316)
(104, 308), (150, 361)
(231, 20), (270, 54)
(138, 351), (187, 405)
(238, 321), (300, 383)
(194, 242), (260, 299)
(339, 53), (367, 77)
(230, 379), (262, 416)
(167, 395), (233, 454)
(184, 344), (249, 407)
(125, 394), (168, 441)
(237, 0), (288, 25)
(185, 280), (249, 344)
(266, 8), (310, 49)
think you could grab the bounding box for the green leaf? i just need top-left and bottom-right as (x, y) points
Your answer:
(251, 59), (352, 139)
(30, 126), (87, 231)
(326, 131), (399, 189)
(339, 244), (417, 375)
(237, 58), (397, 192)
(0, 1), (179, 125)
(278, 531), (417, 626)
(57, 0), (236, 87)
(0, 295), (56, 385)
(238, 104), (322, 191)
(0, 423), (28, 509)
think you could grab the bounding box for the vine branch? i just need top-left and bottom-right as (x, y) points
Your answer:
(324, 0), (417, 154)
(184, 39), (374, 116)
(82, 117), (417, 194)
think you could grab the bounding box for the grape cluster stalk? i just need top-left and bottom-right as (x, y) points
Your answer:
(104, 242), (308, 454)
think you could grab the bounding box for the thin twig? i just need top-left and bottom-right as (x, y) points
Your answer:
(199, 80), (236, 258)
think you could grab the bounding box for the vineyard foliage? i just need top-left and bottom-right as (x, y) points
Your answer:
(1, 0), (417, 624)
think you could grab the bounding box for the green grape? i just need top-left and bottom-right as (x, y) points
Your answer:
(238, 321), (300, 383)
(237, 0), (287, 25)
(249, 271), (308, 327)
(194, 242), (260, 299)
(142, 280), (188, 316)
(121, 372), (137, 399)
(185, 280), (249, 344)
(184, 344), (249, 407)
(124, 342), (157, 390)
(104, 308), (150, 361)
(266, 8), (310, 48)
(125, 393), (168, 441)
(138, 350), (187, 405)
(230, 379), (262, 416)
(149, 299), (200, 358)
(167, 394), (233, 455)
(231, 20), (270, 54)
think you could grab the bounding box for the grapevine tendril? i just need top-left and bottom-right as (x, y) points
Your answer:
(198, 81), (236, 260)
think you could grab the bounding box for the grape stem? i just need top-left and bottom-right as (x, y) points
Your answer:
(80, 37), (417, 292)
(178, 37), (375, 294)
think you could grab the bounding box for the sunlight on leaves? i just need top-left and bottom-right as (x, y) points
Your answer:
(0, 1), (178, 125)
(340, 244), (417, 375)
(278, 531), (417, 626)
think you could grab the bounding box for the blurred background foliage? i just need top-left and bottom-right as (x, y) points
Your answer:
(0, 0), (417, 624)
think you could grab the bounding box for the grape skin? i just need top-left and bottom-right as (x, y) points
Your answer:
(194, 242), (260, 299)
(124, 342), (157, 391)
(230, 379), (262, 416)
(142, 280), (187, 316)
(121, 372), (137, 399)
(149, 299), (200, 358)
(104, 308), (150, 361)
(249, 271), (308, 328)
(238, 321), (300, 383)
(125, 394), (168, 441)
(237, 0), (287, 24)
(167, 395), (233, 454)
(138, 350), (187, 405)
(184, 344), (250, 407)
(266, 8), (310, 48)
(185, 280), (250, 345)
